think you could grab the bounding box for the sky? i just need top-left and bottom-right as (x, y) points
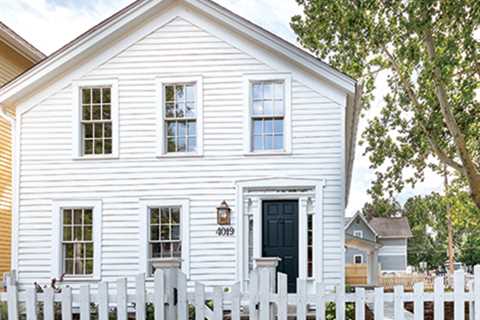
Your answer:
(0, 0), (443, 215)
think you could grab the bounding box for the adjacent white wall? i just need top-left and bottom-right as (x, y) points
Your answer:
(16, 12), (347, 289)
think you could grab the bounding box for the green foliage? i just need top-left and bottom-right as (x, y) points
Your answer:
(361, 198), (402, 220)
(291, 0), (480, 203)
(325, 302), (355, 320)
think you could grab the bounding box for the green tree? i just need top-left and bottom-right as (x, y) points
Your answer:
(291, 1), (480, 208)
(361, 198), (402, 220)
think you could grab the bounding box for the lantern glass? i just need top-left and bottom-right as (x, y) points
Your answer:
(217, 201), (231, 225)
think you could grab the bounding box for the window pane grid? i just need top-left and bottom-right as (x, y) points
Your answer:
(149, 207), (182, 274)
(251, 81), (285, 151)
(307, 214), (313, 278)
(81, 87), (113, 155)
(164, 83), (197, 153)
(62, 208), (94, 276)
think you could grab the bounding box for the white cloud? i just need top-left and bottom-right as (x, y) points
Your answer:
(0, 0), (442, 215)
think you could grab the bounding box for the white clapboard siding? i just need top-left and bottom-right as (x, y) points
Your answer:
(2, 268), (479, 320)
(16, 16), (345, 289)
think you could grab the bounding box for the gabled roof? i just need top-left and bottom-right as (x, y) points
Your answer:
(0, 0), (360, 203)
(345, 213), (413, 239)
(369, 217), (413, 238)
(0, 21), (45, 63)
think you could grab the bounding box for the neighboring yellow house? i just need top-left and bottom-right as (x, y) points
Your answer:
(0, 22), (44, 275)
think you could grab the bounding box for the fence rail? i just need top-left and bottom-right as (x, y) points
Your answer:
(1, 265), (480, 319)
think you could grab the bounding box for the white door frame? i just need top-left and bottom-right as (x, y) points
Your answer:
(235, 177), (326, 290)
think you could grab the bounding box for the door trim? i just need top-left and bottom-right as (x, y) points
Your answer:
(235, 177), (327, 291)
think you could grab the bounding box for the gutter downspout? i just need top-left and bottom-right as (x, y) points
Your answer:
(0, 104), (17, 279)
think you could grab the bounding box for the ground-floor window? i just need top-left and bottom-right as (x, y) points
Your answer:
(354, 255), (363, 264)
(149, 206), (182, 274)
(307, 214), (313, 277)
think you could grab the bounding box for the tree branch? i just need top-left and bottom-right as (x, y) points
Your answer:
(381, 46), (465, 175)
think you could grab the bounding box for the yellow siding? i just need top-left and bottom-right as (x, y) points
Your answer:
(0, 40), (35, 275)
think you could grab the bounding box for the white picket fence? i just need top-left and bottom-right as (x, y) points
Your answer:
(1, 266), (480, 319)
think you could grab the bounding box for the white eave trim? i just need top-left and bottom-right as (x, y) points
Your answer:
(0, 0), (355, 105)
(344, 212), (378, 237)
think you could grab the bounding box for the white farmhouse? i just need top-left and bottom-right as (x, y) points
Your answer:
(0, 0), (360, 293)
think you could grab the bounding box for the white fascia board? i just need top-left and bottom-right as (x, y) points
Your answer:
(187, 0), (356, 94)
(0, 0), (172, 105)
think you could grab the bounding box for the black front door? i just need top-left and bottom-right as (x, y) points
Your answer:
(262, 200), (299, 293)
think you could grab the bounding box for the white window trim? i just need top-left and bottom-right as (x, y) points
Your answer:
(72, 79), (119, 159)
(156, 76), (204, 157)
(51, 199), (102, 280)
(353, 254), (363, 264)
(242, 73), (292, 155)
(353, 230), (363, 238)
(139, 198), (190, 278)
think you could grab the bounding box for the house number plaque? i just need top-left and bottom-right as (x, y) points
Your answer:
(216, 226), (235, 237)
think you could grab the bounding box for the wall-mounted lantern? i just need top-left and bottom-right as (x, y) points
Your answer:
(216, 200), (231, 225)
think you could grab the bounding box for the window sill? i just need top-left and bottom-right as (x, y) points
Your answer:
(156, 153), (203, 159)
(60, 277), (100, 283)
(73, 155), (119, 161)
(243, 151), (291, 157)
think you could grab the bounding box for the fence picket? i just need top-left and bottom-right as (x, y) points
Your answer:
(434, 276), (444, 320)
(98, 281), (109, 320)
(194, 281), (205, 320)
(177, 271), (188, 320)
(213, 286), (223, 320)
(475, 266), (480, 320)
(297, 278), (307, 320)
(277, 273), (288, 320)
(454, 270), (465, 320)
(154, 269), (165, 320)
(231, 282), (241, 320)
(79, 285), (90, 320)
(43, 287), (54, 320)
(61, 286), (72, 320)
(335, 285), (345, 320)
(413, 282), (424, 320)
(166, 269), (177, 320)
(355, 287), (365, 320)
(6, 283), (18, 319)
(249, 270), (259, 320)
(374, 287), (384, 320)
(136, 273), (146, 320)
(394, 285), (404, 320)
(117, 278), (128, 320)
(25, 287), (37, 320)
(315, 282), (325, 320)
(258, 268), (270, 320)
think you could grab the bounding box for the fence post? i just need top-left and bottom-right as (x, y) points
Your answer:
(6, 271), (18, 320)
(394, 285), (405, 320)
(454, 270), (465, 320)
(254, 257), (281, 319)
(152, 258), (182, 320)
(413, 282), (424, 320)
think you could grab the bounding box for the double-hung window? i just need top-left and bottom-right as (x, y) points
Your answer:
(244, 74), (291, 154)
(62, 208), (94, 275)
(72, 79), (119, 159)
(52, 200), (102, 279)
(157, 76), (203, 156)
(140, 199), (190, 277)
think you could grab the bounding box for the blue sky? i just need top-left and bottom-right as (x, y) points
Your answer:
(0, 0), (442, 214)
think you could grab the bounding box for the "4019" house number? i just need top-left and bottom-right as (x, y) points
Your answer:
(216, 226), (235, 237)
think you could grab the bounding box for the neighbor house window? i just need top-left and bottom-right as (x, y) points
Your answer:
(164, 84), (197, 153)
(149, 207), (182, 273)
(157, 77), (203, 156)
(353, 230), (363, 238)
(62, 208), (93, 275)
(354, 255), (363, 264)
(251, 81), (284, 151)
(72, 79), (118, 158)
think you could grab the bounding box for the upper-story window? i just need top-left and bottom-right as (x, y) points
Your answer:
(353, 230), (363, 238)
(251, 81), (284, 151)
(243, 74), (291, 154)
(164, 84), (197, 153)
(81, 87), (112, 155)
(157, 76), (203, 157)
(72, 79), (119, 159)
